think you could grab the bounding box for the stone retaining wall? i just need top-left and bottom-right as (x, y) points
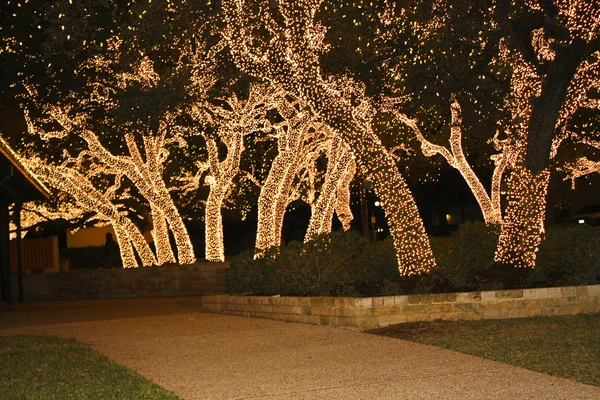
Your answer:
(12, 262), (229, 301)
(202, 284), (600, 331)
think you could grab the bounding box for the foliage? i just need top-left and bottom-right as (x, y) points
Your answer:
(0, 335), (181, 399)
(424, 222), (501, 292)
(227, 221), (600, 297)
(533, 225), (600, 287)
(369, 314), (600, 388)
(227, 231), (368, 296)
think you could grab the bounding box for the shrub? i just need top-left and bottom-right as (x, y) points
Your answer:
(535, 225), (600, 286)
(357, 236), (398, 282)
(424, 222), (500, 292)
(226, 230), (368, 296)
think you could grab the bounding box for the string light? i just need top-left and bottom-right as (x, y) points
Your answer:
(223, 0), (436, 275)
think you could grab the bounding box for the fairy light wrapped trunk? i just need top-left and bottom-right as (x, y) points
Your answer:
(223, 0), (435, 275)
(192, 84), (277, 261)
(304, 135), (356, 242)
(494, 0), (600, 268)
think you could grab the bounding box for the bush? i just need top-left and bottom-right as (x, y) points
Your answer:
(423, 222), (501, 292)
(227, 222), (600, 298)
(534, 225), (600, 286)
(226, 230), (368, 296)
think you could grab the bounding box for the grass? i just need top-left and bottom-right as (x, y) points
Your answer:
(367, 313), (600, 387)
(0, 335), (181, 400)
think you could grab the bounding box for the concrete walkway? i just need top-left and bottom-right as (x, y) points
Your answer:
(1, 297), (598, 399)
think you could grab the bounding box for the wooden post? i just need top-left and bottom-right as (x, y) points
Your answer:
(15, 203), (23, 302)
(0, 202), (12, 304)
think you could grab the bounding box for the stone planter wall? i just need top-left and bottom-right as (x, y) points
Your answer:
(202, 284), (600, 331)
(11, 262), (229, 301)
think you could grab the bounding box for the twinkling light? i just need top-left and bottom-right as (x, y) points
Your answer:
(305, 136), (355, 241)
(190, 83), (278, 261)
(28, 158), (158, 268)
(392, 98), (502, 225)
(223, 0), (436, 275)
(22, 51), (197, 265)
(494, 0), (600, 267)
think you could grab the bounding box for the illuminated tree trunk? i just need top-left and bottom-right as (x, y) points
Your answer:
(305, 140), (354, 242)
(495, 165), (550, 268)
(256, 152), (295, 251)
(223, 0), (436, 275)
(204, 187), (226, 262)
(300, 88), (435, 275)
(112, 225), (137, 269)
(335, 160), (356, 231)
(203, 130), (244, 262)
(29, 161), (158, 267)
(396, 101), (502, 225)
(150, 207), (176, 265)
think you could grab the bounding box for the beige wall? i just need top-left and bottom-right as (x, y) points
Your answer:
(66, 226), (117, 248)
(66, 226), (154, 248)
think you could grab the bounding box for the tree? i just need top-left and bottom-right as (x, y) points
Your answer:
(222, 0), (436, 275)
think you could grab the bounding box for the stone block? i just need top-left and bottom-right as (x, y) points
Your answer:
(382, 296), (396, 307)
(572, 305), (593, 315)
(495, 289), (523, 300)
(535, 288), (549, 298)
(348, 317), (379, 329)
(560, 287), (577, 296)
(482, 309), (502, 319)
(456, 293), (471, 303)
(552, 297), (579, 307)
(394, 296), (408, 306)
(576, 286), (589, 296)
(302, 306), (313, 316)
(312, 306), (335, 316)
(542, 306), (572, 317)
(523, 299), (549, 309)
(301, 297), (312, 307)
(458, 312), (481, 321)
(407, 295), (421, 305)
(354, 297), (373, 309)
(378, 314), (408, 326)
(405, 304), (428, 313)
(431, 312), (461, 322)
(452, 303), (478, 312)
(341, 307), (375, 318)
(419, 294), (433, 304)
(547, 287), (562, 298)
(587, 285), (600, 296)
(374, 306), (402, 316)
(426, 303), (453, 313)
(479, 301), (513, 310)
(407, 313), (431, 322)
(480, 291), (495, 301)
(372, 297), (385, 307)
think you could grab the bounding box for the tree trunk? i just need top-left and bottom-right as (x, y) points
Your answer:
(335, 160), (355, 231)
(305, 144), (353, 242)
(150, 207), (176, 265)
(116, 216), (157, 267)
(301, 86), (435, 275)
(494, 165), (550, 267)
(112, 225), (137, 268)
(255, 152), (294, 251)
(205, 187), (225, 262)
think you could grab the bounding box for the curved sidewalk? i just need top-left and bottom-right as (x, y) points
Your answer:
(1, 297), (598, 399)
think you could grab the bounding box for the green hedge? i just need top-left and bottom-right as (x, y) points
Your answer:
(226, 223), (600, 297)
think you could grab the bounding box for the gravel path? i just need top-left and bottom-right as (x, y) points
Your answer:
(1, 297), (598, 399)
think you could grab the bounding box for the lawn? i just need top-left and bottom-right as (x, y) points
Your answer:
(367, 313), (600, 387)
(0, 335), (181, 400)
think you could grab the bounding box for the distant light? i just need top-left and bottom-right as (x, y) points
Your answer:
(578, 219), (585, 224)
(374, 201), (380, 207)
